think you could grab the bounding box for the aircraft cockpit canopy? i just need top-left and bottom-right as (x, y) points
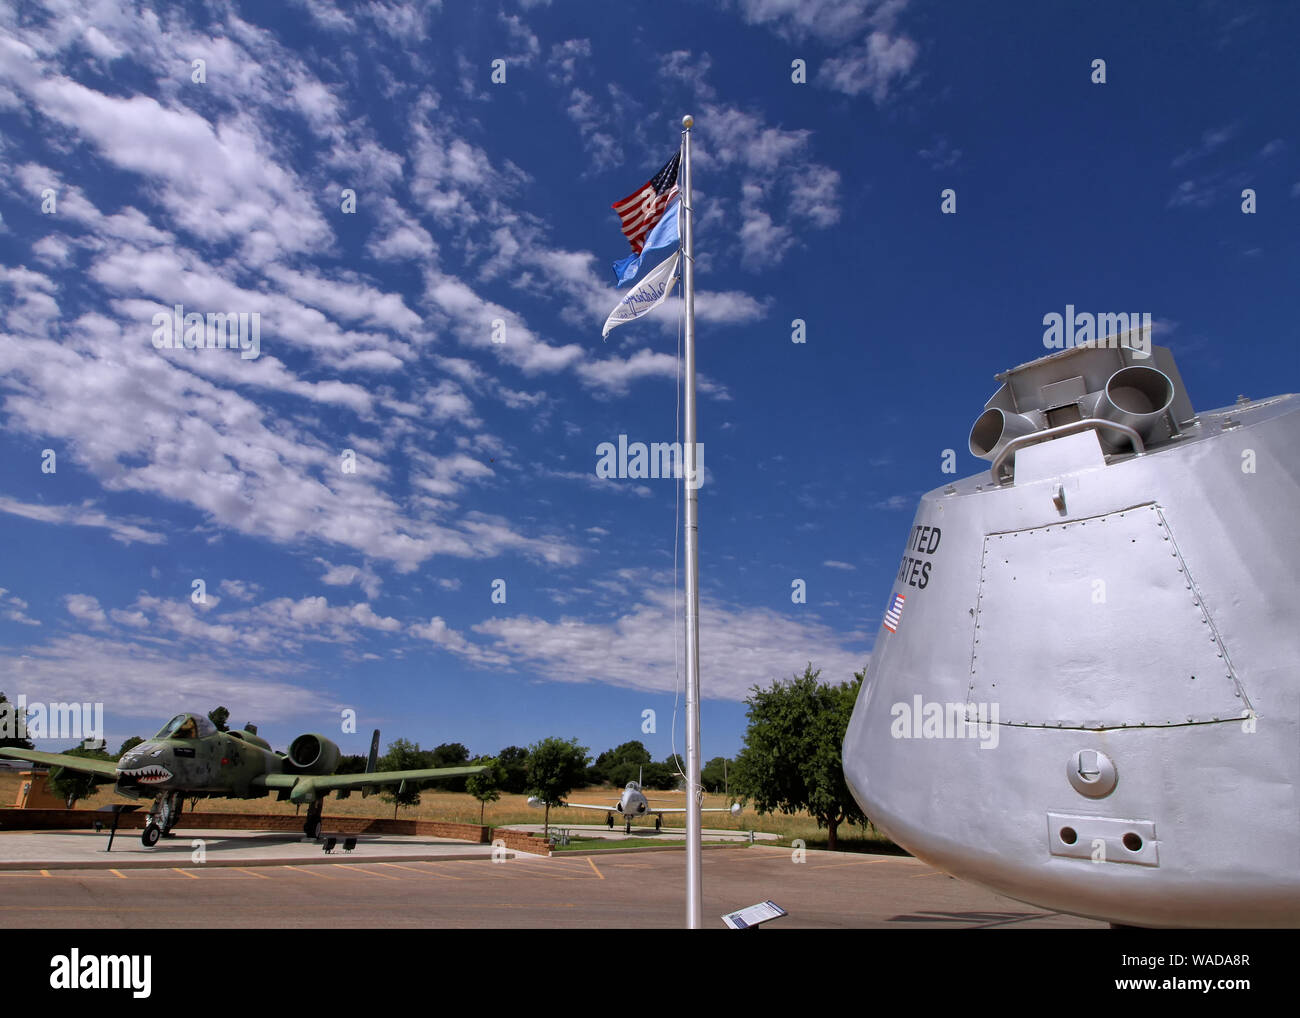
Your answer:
(625, 781), (642, 791)
(155, 713), (217, 740)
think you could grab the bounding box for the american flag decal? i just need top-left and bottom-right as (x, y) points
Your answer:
(883, 593), (906, 633)
(611, 152), (681, 254)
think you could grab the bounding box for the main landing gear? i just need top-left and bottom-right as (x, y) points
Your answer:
(303, 801), (324, 840)
(141, 791), (183, 847)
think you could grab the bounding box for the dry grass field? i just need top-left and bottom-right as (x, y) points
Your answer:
(0, 771), (898, 852)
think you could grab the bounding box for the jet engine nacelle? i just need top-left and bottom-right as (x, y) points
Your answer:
(286, 733), (342, 775)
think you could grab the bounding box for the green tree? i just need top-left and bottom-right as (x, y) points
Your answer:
(378, 737), (424, 818)
(525, 737), (590, 838)
(334, 754), (367, 775)
(115, 736), (145, 759)
(590, 740), (652, 787)
(428, 742), (471, 792)
(0, 691), (34, 752)
(48, 744), (114, 808)
(732, 664), (868, 851)
(643, 759), (681, 790)
(208, 706), (231, 732)
(497, 745), (529, 793)
(702, 756), (731, 794)
(465, 756), (506, 825)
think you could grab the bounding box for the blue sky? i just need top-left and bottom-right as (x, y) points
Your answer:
(0, 0), (1296, 763)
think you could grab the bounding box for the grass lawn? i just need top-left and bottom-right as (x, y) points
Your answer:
(553, 837), (689, 851)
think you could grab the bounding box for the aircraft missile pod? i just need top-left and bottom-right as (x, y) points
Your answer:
(842, 338), (1300, 928)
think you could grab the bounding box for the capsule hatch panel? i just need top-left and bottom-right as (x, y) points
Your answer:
(965, 504), (1245, 727)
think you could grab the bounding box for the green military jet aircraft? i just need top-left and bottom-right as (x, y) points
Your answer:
(0, 711), (484, 846)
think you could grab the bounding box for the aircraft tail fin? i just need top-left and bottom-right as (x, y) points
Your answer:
(361, 729), (380, 799)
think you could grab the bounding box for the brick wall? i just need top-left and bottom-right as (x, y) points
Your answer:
(13, 772), (67, 809)
(489, 827), (552, 857)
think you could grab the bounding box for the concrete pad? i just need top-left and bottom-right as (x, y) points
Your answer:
(0, 827), (502, 870)
(503, 822), (780, 843)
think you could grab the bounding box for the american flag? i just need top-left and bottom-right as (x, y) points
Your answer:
(883, 593), (906, 633)
(610, 152), (680, 254)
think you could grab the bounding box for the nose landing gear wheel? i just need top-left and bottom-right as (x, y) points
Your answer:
(142, 823), (161, 848)
(305, 817), (323, 840)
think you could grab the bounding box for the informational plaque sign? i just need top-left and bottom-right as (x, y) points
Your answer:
(721, 900), (787, 929)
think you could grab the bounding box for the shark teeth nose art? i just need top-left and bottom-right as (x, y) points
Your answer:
(121, 765), (173, 784)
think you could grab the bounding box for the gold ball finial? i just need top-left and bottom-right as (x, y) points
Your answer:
(682, 115), (694, 129)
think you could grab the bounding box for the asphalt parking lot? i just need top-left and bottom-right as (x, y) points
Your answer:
(0, 839), (1103, 928)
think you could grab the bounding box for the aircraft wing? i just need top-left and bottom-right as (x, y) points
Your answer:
(549, 801), (739, 814)
(253, 765), (486, 804)
(0, 748), (118, 778)
(648, 807), (736, 814)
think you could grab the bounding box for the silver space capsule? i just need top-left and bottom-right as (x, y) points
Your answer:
(842, 337), (1299, 927)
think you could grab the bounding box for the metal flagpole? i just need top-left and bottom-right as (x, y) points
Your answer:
(680, 113), (703, 930)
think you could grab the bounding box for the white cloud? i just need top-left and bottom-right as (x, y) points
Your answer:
(0, 633), (329, 723)
(0, 287), (578, 571)
(409, 615), (511, 667)
(918, 136), (961, 172)
(658, 49), (717, 100)
(1167, 178), (1218, 209)
(410, 451), (496, 498)
(65, 594), (108, 628)
(1171, 125), (1236, 169)
(547, 38), (591, 85)
(0, 587), (40, 626)
(316, 561), (382, 601)
(472, 584), (869, 699)
(2, 63), (333, 264)
(499, 12), (541, 65)
(738, 181), (794, 269)
(367, 1), (441, 43)
(0, 495), (164, 546)
(693, 102), (842, 269)
(81, 26), (125, 62)
(542, 468), (652, 499)
(575, 348), (728, 399)
(736, 0), (884, 42)
(31, 235), (74, 267)
(217, 580), (260, 602)
(737, 1), (920, 103)
(565, 88), (622, 170)
(818, 31), (919, 103)
(261, 265), (423, 336)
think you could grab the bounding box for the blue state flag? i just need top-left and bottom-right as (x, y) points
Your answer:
(612, 197), (680, 286)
